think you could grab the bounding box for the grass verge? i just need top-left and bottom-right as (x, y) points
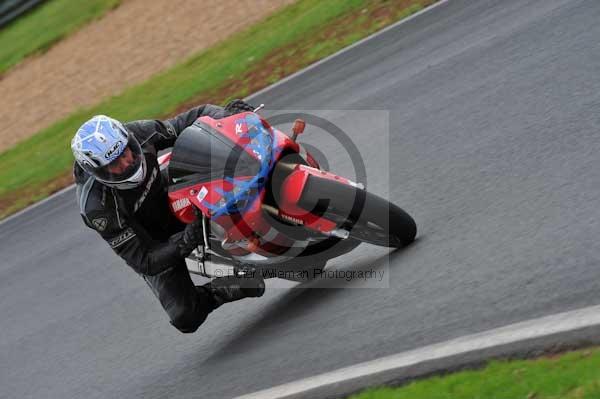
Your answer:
(0, 0), (121, 74)
(0, 0), (436, 219)
(350, 347), (600, 399)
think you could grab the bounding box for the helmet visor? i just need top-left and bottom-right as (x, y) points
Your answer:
(94, 134), (144, 184)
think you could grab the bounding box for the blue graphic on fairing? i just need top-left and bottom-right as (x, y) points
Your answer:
(202, 114), (279, 218)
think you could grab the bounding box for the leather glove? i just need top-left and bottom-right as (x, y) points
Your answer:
(224, 99), (255, 115)
(175, 207), (205, 258)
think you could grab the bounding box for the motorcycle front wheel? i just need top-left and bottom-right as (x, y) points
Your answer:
(299, 175), (417, 248)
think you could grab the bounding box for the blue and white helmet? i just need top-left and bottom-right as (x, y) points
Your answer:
(71, 115), (146, 189)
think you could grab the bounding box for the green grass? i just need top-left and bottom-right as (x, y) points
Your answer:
(0, 0), (121, 74)
(350, 347), (600, 399)
(0, 0), (433, 217)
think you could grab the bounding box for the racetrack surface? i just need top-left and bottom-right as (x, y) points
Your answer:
(2, 0), (600, 397)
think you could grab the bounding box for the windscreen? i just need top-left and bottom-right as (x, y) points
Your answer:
(168, 120), (260, 186)
(168, 114), (276, 216)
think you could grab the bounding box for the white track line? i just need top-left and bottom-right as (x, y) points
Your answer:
(235, 304), (600, 399)
(1, 0), (449, 227)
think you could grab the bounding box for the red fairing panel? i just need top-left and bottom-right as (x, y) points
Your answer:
(278, 164), (356, 234)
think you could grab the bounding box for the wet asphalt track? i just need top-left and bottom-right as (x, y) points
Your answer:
(2, 0), (600, 397)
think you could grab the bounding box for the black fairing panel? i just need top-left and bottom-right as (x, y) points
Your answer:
(168, 121), (259, 189)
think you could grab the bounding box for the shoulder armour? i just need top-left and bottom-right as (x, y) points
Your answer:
(76, 177), (125, 234)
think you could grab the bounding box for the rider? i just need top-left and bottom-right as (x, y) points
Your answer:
(71, 100), (265, 334)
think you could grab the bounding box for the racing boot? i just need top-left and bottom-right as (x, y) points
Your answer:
(202, 273), (265, 309)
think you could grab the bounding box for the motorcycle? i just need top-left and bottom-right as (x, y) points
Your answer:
(158, 106), (416, 281)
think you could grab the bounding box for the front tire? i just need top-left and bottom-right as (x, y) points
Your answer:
(299, 175), (417, 248)
(347, 196), (416, 247)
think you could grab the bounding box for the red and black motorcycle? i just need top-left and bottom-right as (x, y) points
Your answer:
(158, 107), (416, 280)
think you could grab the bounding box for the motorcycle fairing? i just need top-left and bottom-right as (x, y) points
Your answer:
(166, 112), (359, 256)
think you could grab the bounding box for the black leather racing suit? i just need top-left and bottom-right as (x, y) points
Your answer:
(74, 104), (228, 333)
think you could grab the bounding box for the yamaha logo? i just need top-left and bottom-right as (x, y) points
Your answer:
(172, 197), (191, 212)
(279, 212), (303, 225)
